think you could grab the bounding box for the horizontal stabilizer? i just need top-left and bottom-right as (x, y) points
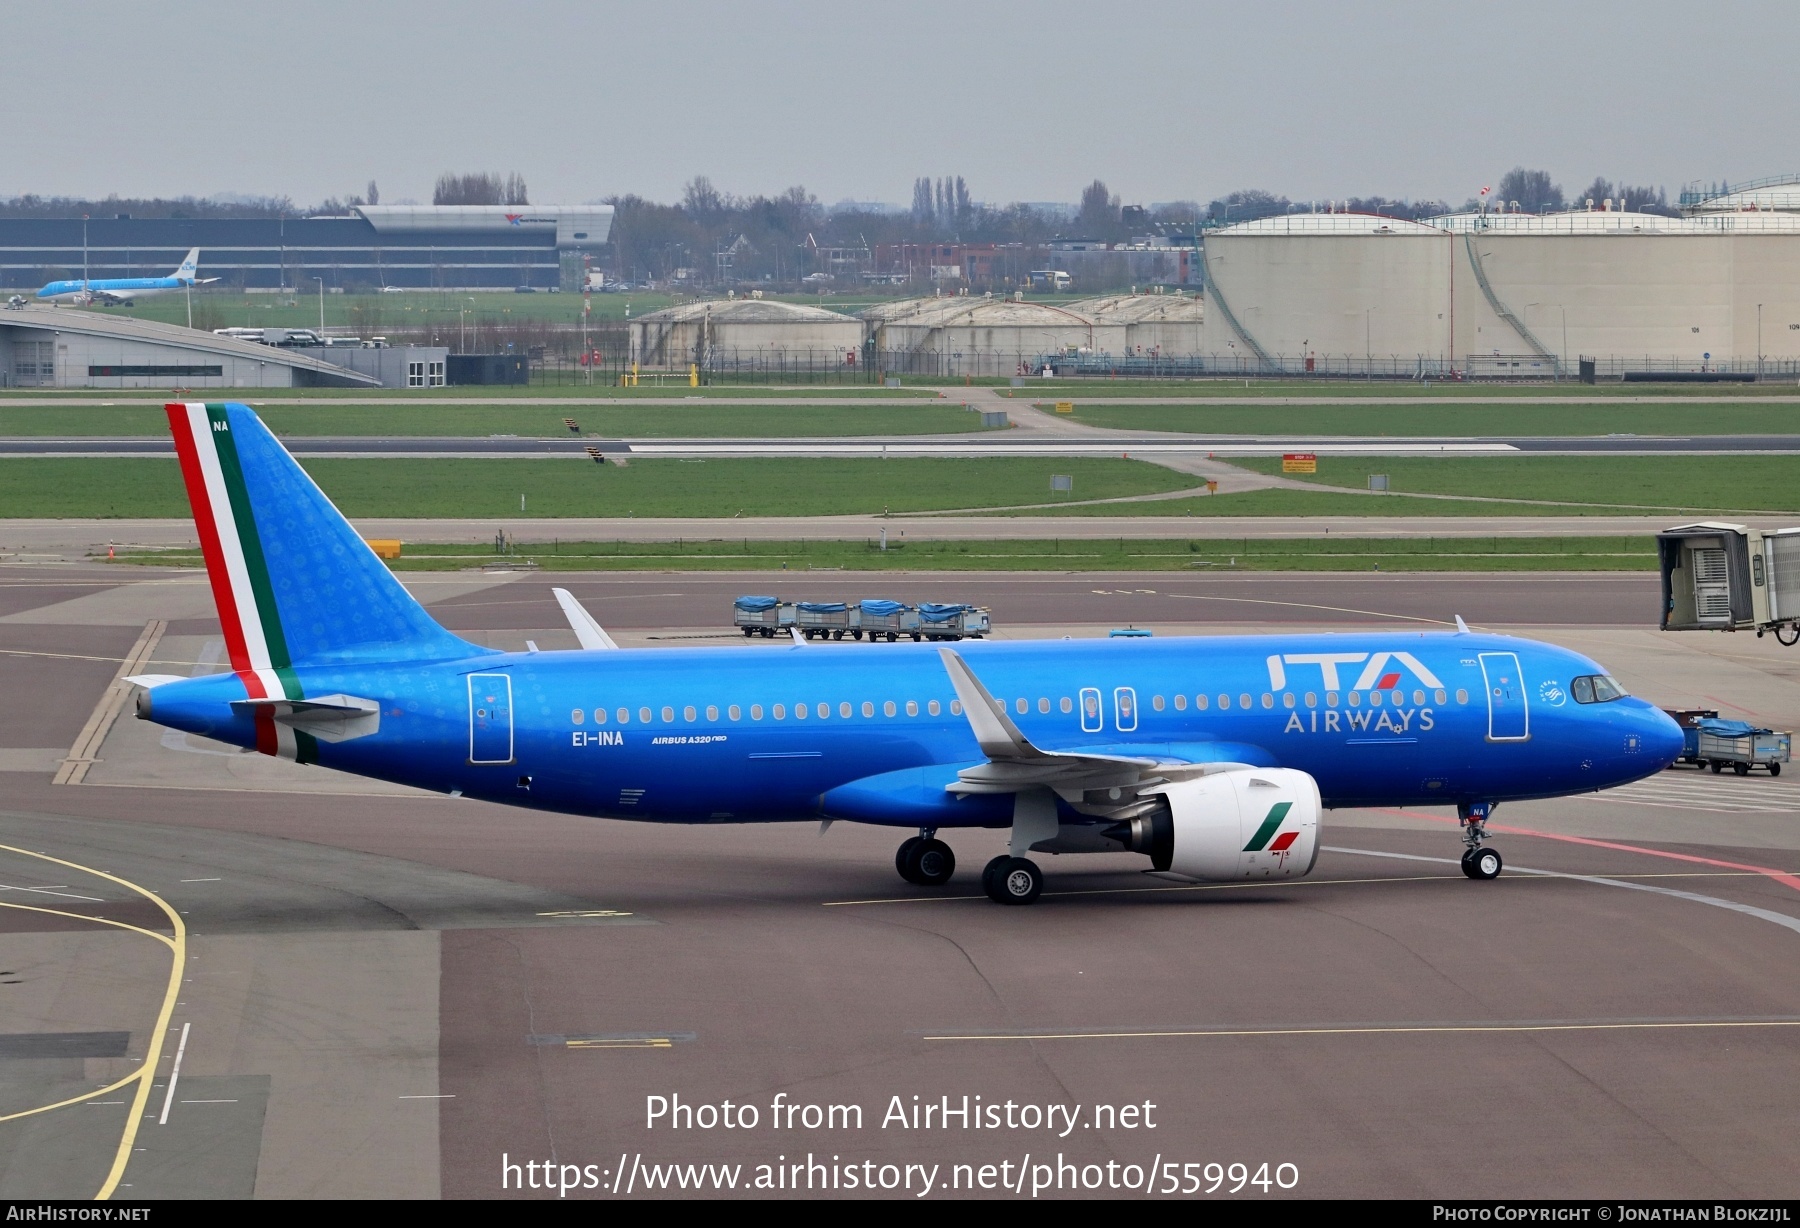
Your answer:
(124, 674), (187, 689)
(552, 587), (618, 650)
(230, 693), (380, 743)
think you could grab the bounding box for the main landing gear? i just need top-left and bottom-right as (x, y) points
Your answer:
(1458, 801), (1503, 880)
(896, 830), (956, 886)
(981, 855), (1043, 905)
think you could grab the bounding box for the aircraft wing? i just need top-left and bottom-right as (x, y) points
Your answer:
(937, 649), (1258, 820)
(87, 289), (130, 305)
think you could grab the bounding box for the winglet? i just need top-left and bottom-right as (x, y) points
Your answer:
(790, 627), (806, 646)
(1454, 615), (1470, 634)
(552, 587), (618, 650)
(938, 648), (1040, 760)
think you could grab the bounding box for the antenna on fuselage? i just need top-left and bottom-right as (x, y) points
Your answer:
(1454, 615), (1471, 634)
(790, 627), (807, 646)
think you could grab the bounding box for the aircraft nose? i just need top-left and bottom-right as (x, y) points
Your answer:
(1644, 705), (1685, 769)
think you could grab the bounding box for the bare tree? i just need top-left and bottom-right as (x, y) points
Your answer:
(1077, 179), (1119, 233)
(366, 179), (380, 206)
(1496, 167), (1563, 213)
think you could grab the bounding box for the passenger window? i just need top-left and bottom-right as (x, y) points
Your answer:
(928, 700), (941, 716)
(727, 705), (739, 721)
(594, 708), (608, 724)
(951, 701), (963, 716)
(1571, 676), (1596, 704)
(1217, 694), (1230, 710)
(861, 701), (873, 718)
(907, 700), (919, 716)
(662, 706), (675, 722)
(1240, 693), (1253, 709)
(1260, 694), (1273, 709)
(617, 708), (630, 724)
(1060, 696), (1073, 713)
(684, 706), (697, 722)
(1038, 698), (1050, 714)
(639, 707), (652, 724)
(706, 705), (718, 721)
(773, 704), (786, 719)
(1015, 698), (1028, 714)
(1304, 693), (1316, 708)
(1413, 689), (1426, 706)
(1455, 689), (1468, 704)
(1152, 695), (1165, 712)
(1283, 693), (1295, 709)
(1196, 694), (1209, 710)
(884, 700), (896, 717)
(796, 703), (808, 720)
(1325, 692), (1338, 707)
(750, 705), (762, 720)
(1434, 689), (1446, 705)
(1347, 692), (1361, 708)
(1369, 691), (1382, 708)
(571, 708), (584, 725)
(1174, 694), (1187, 711)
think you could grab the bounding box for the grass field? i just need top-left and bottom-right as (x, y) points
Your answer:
(0, 402), (980, 438)
(1050, 401), (1800, 436)
(1005, 380), (1800, 398)
(113, 535), (1658, 574)
(0, 456), (1189, 519)
(1231, 455), (1800, 513)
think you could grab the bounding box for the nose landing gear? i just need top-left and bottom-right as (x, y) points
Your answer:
(1458, 801), (1503, 880)
(896, 829), (956, 886)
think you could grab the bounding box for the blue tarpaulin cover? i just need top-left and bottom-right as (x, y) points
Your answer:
(1698, 718), (1769, 737)
(733, 595), (779, 612)
(917, 602), (969, 623)
(858, 599), (905, 616)
(797, 601), (848, 613)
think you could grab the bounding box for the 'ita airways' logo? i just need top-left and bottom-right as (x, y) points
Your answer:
(1265, 650), (1443, 692)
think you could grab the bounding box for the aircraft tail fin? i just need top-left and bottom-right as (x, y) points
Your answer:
(164, 402), (486, 694)
(174, 247), (200, 281)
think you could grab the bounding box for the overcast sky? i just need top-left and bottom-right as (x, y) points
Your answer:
(11, 1), (1797, 208)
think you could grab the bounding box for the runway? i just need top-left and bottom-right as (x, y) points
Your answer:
(5, 432), (1800, 458)
(1, 564), (1797, 1198)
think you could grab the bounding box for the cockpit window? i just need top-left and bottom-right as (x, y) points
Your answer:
(1571, 674), (1626, 704)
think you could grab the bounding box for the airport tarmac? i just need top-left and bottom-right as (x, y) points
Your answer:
(1, 564), (1798, 1199)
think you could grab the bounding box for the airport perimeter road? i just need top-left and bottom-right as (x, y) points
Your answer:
(6, 433), (1800, 458)
(1, 565), (1798, 1199)
(0, 514), (1784, 559)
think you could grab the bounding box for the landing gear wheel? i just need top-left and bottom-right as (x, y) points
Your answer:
(912, 839), (955, 885)
(1462, 846), (1503, 880)
(895, 837), (925, 884)
(982, 855), (1043, 905)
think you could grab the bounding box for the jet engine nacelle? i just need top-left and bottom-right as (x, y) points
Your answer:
(1110, 767), (1321, 881)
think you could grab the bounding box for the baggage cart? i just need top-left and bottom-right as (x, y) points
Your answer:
(853, 599), (913, 642)
(795, 601), (853, 640)
(1694, 718), (1792, 776)
(1661, 708), (1720, 767)
(733, 595), (790, 638)
(916, 603), (991, 642)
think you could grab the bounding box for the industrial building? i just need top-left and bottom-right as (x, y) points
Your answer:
(1201, 184), (1800, 374)
(0, 204), (613, 293)
(0, 304), (451, 388)
(627, 298), (862, 367)
(1067, 292), (1204, 356)
(861, 297), (1129, 376)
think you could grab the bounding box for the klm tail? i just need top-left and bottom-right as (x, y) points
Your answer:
(173, 247), (199, 282)
(165, 402), (485, 699)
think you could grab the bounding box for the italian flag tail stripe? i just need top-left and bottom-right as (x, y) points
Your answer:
(1242, 801), (1294, 852)
(166, 403), (302, 755)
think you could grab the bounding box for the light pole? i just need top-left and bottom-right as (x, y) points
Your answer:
(312, 276), (325, 335)
(1758, 302), (1764, 377)
(1364, 307), (1373, 376)
(82, 214), (90, 292)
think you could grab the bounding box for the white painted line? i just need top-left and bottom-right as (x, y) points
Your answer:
(179, 1099), (236, 1104)
(0, 883), (105, 902)
(157, 1021), (189, 1125)
(178, 878), (221, 883)
(398, 1094), (454, 1099)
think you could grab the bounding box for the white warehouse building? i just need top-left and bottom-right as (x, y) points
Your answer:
(1201, 192), (1800, 375)
(628, 298), (862, 367)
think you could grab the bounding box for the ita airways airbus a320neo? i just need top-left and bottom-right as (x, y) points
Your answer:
(130, 403), (1685, 905)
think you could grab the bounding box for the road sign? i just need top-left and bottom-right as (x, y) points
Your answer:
(1050, 475), (1074, 493)
(1054, 401), (1074, 414)
(1282, 452), (1317, 474)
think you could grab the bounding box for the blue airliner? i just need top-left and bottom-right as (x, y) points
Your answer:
(38, 247), (216, 305)
(130, 403), (1685, 904)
